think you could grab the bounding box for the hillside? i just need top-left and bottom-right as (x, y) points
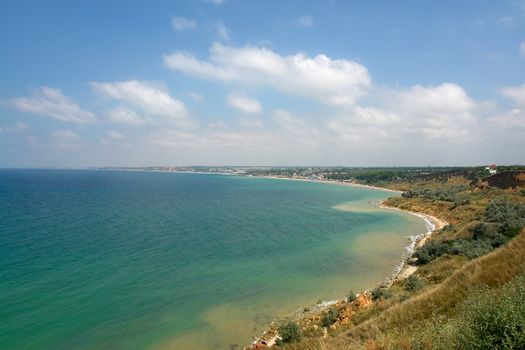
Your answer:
(252, 172), (525, 350)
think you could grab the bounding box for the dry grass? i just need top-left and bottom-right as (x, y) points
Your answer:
(274, 181), (525, 350)
(416, 255), (467, 284)
(343, 227), (525, 341)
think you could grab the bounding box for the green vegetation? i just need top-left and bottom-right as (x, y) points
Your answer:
(347, 290), (357, 303)
(371, 287), (393, 301)
(413, 199), (525, 265)
(277, 321), (301, 344)
(404, 275), (425, 292)
(321, 307), (338, 327)
(270, 171), (525, 350)
(453, 274), (525, 349)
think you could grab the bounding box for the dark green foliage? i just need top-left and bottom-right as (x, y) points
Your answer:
(347, 290), (357, 303)
(321, 307), (338, 327)
(277, 321), (301, 343)
(415, 200), (525, 265)
(484, 199), (525, 230)
(440, 223), (456, 233)
(414, 240), (452, 264)
(402, 185), (468, 202)
(371, 287), (393, 301)
(453, 272), (525, 349)
(404, 275), (425, 292)
(408, 271), (525, 350)
(448, 239), (494, 259)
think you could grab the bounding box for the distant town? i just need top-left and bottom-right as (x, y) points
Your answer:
(93, 165), (525, 187)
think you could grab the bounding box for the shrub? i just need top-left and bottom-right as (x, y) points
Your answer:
(414, 240), (451, 264)
(448, 238), (494, 259)
(321, 307), (338, 327)
(454, 272), (525, 349)
(277, 321), (301, 343)
(484, 199), (525, 227)
(371, 287), (393, 301)
(347, 290), (357, 303)
(404, 275), (425, 292)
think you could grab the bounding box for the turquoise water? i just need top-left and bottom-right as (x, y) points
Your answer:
(0, 170), (426, 349)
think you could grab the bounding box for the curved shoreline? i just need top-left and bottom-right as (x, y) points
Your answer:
(246, 177), (448, 349)
(377, 201), (448, 286)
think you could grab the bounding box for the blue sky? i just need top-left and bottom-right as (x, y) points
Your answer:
(1, 0), (524, 167)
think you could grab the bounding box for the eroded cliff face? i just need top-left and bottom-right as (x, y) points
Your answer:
(483, 171), (525, 189)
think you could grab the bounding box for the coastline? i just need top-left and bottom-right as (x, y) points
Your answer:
(377, 201), (448, 286)
(93, 169), (448, 348)
(246, 176), (448, 349)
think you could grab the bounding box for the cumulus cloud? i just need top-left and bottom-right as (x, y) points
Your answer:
(8, 87), (96, 123)
(227, 94), (261, 113)
(91, 80), (191, 128)
(171, 16), (197, 31)
(164, 42), (371, 105)
(328, 83), (476, 142)
(298, 15), (313, 27)
(488, 108), (525, 130)
(216, 22), (231, 41)
(107, 107), (147, 125)
(501, 84), (525, 105)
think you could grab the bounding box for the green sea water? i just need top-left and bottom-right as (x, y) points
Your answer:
(0, 170), (427, 349)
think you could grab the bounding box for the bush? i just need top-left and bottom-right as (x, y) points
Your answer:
(449, 239), (493, 259)
(347, 290), (357, 303)
(404, 275), (425, 292)
(371, 287), (393, 301)
(277, 321), (301, 343)
(321, 307), (338, 327)
(414, 240), (452, 264)
(484, 199), (525, 230)
(454, 272), (525, 349)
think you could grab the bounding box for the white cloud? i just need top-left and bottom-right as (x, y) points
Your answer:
(272, 109), (305, 129)
(91, 80), (191, 127)
(488, 108), (525, 130)
(107, 130), (125, 139)
(216, 22), (231, 41)
(520, 42), (525, 57)
(188, 91), (204, 102)
(164, 42), (371, 105)
(52, 129), (78, 141)
(328, 83), (476, 142)
(298, 15), (313, 27)
(9, 87), (96, 123)
(501, 84), (525, 105)
(107, 107), (147, 125)
(171, 16), (197, 31)
(227, 94), (261, 113)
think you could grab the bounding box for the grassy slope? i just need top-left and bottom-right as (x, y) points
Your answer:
(275, 176), (525, 350)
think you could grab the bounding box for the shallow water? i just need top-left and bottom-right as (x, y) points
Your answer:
(0, 170), (426, 349)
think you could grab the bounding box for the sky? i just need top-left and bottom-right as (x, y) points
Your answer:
(0, 0), (524, 167)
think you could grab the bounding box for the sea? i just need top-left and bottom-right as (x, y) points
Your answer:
(0, 169), (428, 349)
